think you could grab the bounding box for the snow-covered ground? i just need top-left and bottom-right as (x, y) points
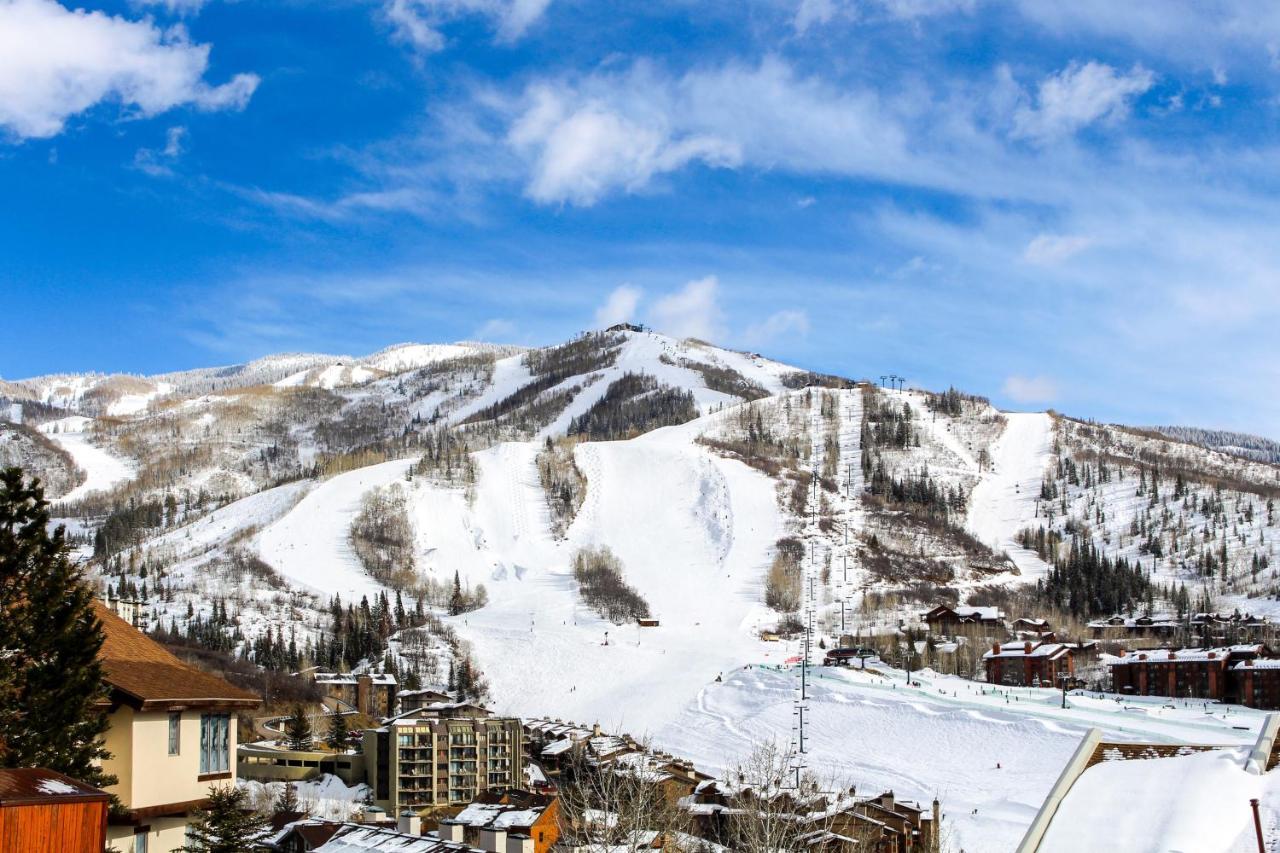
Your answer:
(966, 412), (1054, 580)
(655, 662), (1267, 853)
(431, 426), (785, 734)
(39, 416), (135, 502)
(238, 773), (370, 821)
(256, 460), (415, 601)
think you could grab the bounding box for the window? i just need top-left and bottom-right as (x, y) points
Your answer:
(133, 831), (148, 853)
(168, 713), (181, 755)
(199, 714), (230, 774)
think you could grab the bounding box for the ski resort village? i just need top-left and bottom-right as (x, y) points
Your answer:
(3, 328), (1280, 852)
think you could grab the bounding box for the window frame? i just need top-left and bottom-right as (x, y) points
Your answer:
(168, 712), (181, 756)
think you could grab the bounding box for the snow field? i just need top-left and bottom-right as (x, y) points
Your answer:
(966, 412), (1055, 580)
(39, 416), (136, 502)
(255, 459), (416, 601)
(654, 662), (1267, 853)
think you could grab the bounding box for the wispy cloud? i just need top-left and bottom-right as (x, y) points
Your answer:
(1002, 374), (1058, 405)
(594, 285), (642, 328)
(383, 0), (552, 54)
(650, 276), (725, 341)
(1012, 61), (1155, 142)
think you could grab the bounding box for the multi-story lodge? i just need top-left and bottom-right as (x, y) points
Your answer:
(983, 641), (1074, 688)
(364, 703), (524, 818)
(94, 601), (261, 852)
(1107, 644), (1270, 703)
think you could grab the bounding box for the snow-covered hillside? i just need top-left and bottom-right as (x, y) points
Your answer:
(16, 326), (1280, 848)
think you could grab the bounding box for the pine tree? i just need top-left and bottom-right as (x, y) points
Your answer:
(449, 570), (464, 616)
(284, 705), (312, 750)
(327, 711), (349, 751)
(273, 781), (301, 817)
(0, 467), (115, 789)
(180, 785), (270, 852)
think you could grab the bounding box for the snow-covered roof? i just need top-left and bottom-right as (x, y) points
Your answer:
(1111, 645), (1265, 664)
(450, 801), (547, 830)
(983, 642), (1070, 660)
(1037, 749), (1256, 853)
(314, 823), (483, 852)
(1233, 659), (1280, 670)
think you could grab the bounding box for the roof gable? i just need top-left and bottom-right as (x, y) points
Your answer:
(94, 602), (260, 710)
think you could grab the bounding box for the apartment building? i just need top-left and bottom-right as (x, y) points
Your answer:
(94, 601), (261, 852)
(364, 704), (523, 817)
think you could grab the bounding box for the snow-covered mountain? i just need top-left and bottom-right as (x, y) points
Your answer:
(9, 325), (1280, 849)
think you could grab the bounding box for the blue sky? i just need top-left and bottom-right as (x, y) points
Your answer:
(2, 0), (1279, 437)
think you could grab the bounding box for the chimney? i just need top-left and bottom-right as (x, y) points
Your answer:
(479, 827), (508, 852)
(992, 642), (1001, 655)
(362, 806), (386, 825)
(1024, 641), (1033, 655)
(398, 810), (421, 835)
(592, 723), (603, 737)
(438, 821), (464, 842)
(932, 799), (942, 853)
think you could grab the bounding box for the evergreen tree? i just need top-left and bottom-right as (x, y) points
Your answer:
(284, 705), (312, 750)
(273, 781), (301, 817)
(179, 785), (270, 853)
(327, 711), (349, 751)
(449, 570), (464, 616)
(0, 467), (115, 789)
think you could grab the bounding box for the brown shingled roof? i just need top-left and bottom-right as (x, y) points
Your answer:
(94, 602), (260, 711)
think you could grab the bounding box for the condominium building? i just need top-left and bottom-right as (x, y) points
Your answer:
(364, 704), (523, 817)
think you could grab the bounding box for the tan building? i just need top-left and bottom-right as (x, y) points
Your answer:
(94, 601), (261, 853)
(364, 704), (523, 817)
(314, 671), (398, 718)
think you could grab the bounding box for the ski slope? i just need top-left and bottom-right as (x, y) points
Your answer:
(445, 427), (786, 733)
(40, 417), (135, 502)
(256, 459), (415, 601)
(966, 412), (1055, 579)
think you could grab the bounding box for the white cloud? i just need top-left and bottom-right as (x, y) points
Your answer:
(384, 0), (551, 53)
(794, 0), (846, 33)
(1023, 233), (1093, 265)
(505, 58), (906, 206)
(474, 317), (516, 340)
(594, 284), (642, 328)
(136, 0), (209, 14)
(743, 309), (810, 347)
(508, 79), (740, 206)
(649, 276), (724, 341)
(133, 124), (186, 176)
(1013, 61), (1155, 142)
(1002, 374), (1059, 404)
(0, 0), (258, 141)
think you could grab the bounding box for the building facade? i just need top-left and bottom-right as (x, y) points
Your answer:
(983, 641), (1074, 687)
(94, 602), (261, 852)
(1108, 645), (1269, 702)
(314, 672), (398, 718)
(364, 706), (524, 817)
